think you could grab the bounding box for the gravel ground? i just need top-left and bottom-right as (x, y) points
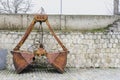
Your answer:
(0, 68), (120, 80)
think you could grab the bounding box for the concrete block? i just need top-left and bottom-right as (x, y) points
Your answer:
(0, 49), (8, 70)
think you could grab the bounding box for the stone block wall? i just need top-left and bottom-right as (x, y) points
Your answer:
(0, 31), (120, 69)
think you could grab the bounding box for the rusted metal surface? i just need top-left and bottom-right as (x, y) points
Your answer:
(45, 19), (68, 73)
(13, 15), (47, 51)
(52, 51), (67, 73)
(34, 14), (48, 22)
(47, 51), (67, 73)
(11, 14), (68, 74)
(34, 44), (47, 57)
(11, 51), (34, 73)
(46, 20), (68, 52)
(47, 52), (59, 64)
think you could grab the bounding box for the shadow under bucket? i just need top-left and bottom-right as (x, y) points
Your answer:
(0, 49), (8, 70)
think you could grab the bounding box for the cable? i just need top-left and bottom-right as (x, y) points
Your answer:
(39, 21), (44, 48)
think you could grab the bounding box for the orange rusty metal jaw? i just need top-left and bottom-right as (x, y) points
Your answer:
(11, 51), (34, 73)
(47, 51), (68, 73)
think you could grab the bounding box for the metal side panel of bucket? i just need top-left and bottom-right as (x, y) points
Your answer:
(0, 49), (8, 70)
(47, 52), (67, 73)
(11, 51), (34, 73)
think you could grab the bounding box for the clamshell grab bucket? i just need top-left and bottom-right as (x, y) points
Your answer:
(11, 14), (68, 73)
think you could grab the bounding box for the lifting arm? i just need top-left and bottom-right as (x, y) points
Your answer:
(13, 15), (48, 51)
(13, 19), (36, 51)
(13, 14), (68, 52)
(46, 20), (68, 52)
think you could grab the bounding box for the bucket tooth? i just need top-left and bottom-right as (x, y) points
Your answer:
(11, 51), (34, 73)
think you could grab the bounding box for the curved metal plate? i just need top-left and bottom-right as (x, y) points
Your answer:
(11, 51), (34, 73)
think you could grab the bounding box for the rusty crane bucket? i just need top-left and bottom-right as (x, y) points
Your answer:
(11, 14), (68, 73)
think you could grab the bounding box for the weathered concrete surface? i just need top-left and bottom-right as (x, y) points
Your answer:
(0, 14), (119, 30)
(0, 68), (120, 80)
(64, 15), (120, 30)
